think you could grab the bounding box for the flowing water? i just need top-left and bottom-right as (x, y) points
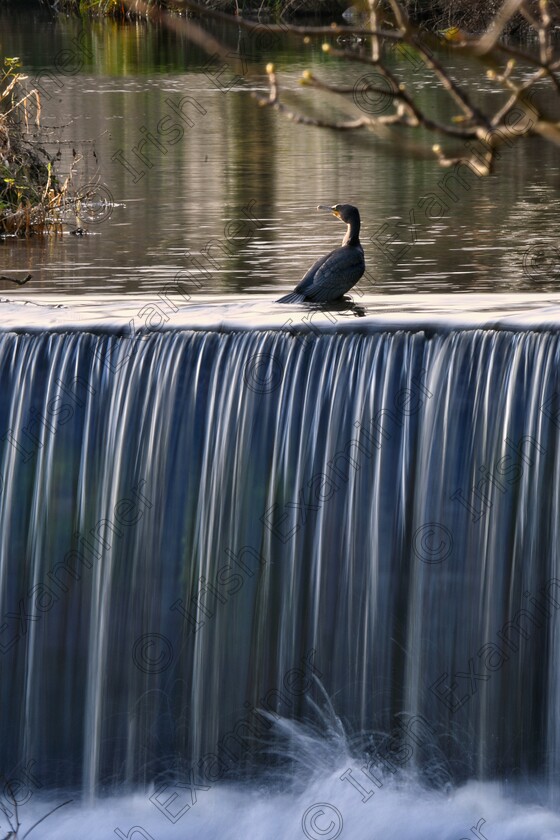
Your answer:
(0, 294), (560, 838)
(2, 4), (560, 839)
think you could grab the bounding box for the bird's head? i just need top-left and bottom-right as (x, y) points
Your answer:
(317, 203), (360, 225)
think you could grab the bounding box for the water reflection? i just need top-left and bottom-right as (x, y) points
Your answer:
(1, 4), (559, 295)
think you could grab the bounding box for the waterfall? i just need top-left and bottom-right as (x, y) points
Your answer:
(0, 321), (559, 809)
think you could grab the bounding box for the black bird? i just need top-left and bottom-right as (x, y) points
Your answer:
(277, 204), (365, 303)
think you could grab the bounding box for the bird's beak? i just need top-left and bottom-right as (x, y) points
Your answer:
(317, 204), (340, 219)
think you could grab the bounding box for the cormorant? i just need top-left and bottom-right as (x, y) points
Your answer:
(277, 204), (365, 303)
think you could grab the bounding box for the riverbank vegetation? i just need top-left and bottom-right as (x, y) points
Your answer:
(38, 0), (348, 18)
(0, 56), (98, 236)
(36, 0), (559, 32)
(0, 57), (59, 235)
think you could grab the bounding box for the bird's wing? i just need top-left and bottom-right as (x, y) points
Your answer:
(299, 246), (365, 302)
(293, 252), (334, 295)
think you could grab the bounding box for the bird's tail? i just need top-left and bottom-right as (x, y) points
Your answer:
(276, 292), (307, 303)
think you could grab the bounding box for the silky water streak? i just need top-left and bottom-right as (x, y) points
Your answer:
(0, 294), (559, 838)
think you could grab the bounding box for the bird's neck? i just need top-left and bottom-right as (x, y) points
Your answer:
(342, 222), (360, 247)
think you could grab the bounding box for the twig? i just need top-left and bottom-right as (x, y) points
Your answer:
(179, 0), (405, 41)
(0, 274), (32, 285)
(254, 64), (370, 130)
(20, 799), (73, 840)
(474, 0), (527, 54)
(412, 37), (491, 125)
(368, 0), (381, 63)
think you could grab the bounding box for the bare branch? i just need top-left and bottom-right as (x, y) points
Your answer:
(301, 71), (403, 101)
(323, 45), (482, 138)
(129, 0), (560, 176)
(410, 37), (491, 124)
(385, 0), (410, 31)
(433, 142), (496, 176)
(490, 65), (546, 125)
(532, 119), (560, 144)
(179, 0), (405, 41)
(368, 0), (382, 63)
(253, 64), (371, 130)
(475, 0), (527, 54)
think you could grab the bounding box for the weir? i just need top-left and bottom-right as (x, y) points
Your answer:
(0, 295), (559, 804)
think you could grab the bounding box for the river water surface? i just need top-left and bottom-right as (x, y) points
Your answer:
(2, 3), (560, 297)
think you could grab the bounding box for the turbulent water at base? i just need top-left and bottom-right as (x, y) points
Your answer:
(1, 325), (560, 836)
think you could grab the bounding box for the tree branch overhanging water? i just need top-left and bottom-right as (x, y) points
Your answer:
(122, 0), (560, 177)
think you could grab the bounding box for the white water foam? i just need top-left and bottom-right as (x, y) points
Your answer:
(13, 774), (560, 840)
(2, 292), (560, 333)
